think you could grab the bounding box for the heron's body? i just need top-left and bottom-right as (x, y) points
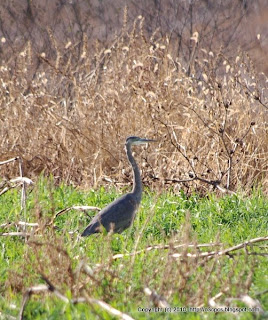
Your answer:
(81, 136), (154, 237)
(81, 193), (138, 235)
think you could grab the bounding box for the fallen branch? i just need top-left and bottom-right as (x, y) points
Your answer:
(171, 236), (268, 259)
(10, 177), (33, 185)
(18, 284), (49, 320)
(0, 157), (33, 224)
(112, 242), (222, 260)
(0, 221), (39, 229)
(18, 275), (134, 320)
(0, 177), (33, 197)
(208, 290), (227, 309)
(0, 185), (17, 196)
(0, 205), (98, 234)
(82, 291), (135, 320)
(0, 157), (19, 166)
(112, 237), (267, 260)
(197, 288), (229, 308)
(0, 232), (31, 237)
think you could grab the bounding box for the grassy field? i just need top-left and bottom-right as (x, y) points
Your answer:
(0, 9), (267, 320)
(0, 178), (267, 319)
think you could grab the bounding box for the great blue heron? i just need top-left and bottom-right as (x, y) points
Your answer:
(81, 136), (155, 236)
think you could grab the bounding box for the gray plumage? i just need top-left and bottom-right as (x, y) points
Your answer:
(81, 136), (155, 236)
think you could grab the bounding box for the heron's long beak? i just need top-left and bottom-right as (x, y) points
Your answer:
(142, 138), (156, 142)
(136, 138), (157, 145)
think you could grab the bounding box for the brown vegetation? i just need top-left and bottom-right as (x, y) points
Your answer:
(6, 217), (267, 319)
(0, 4), (267, 194)
(1, 0), (267, 72)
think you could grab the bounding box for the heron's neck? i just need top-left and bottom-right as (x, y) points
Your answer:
(126, 143), (142, 203)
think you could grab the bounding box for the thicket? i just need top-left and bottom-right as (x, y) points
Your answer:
(0, 13), (267, 195)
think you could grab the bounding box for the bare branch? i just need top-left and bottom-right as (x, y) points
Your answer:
(113, 242), (222, 260)
(10, 177), (33, 185)
(112, 237), (267, 260)
(0, 157), (19, 165)
(18, 285), (49, 320)
(19, 275), (135, 320)
(47, 205), (100, 226)
(171, 236), (268, 259)
(82, 291), (135, 320)
(0, 221), (39, 228)
(0, 232), (31, 237)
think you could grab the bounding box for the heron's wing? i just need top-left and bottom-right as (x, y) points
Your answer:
(81, 193), (138, 236)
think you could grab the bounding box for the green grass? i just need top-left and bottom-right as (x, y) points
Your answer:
(0, 178), (267, 319)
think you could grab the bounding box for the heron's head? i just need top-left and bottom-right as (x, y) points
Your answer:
(125, 136), (156, 146)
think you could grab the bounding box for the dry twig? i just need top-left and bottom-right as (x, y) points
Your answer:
(171, 236), (268, 259)
(18, 275), (135, 320)
(47, 205), (100, 227)
(112, 237), (267, 260)
(112, 242), (221, 260)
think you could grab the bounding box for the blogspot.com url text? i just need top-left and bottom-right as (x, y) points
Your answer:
(137, 307), (260, 313)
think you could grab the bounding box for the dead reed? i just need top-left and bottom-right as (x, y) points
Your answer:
(0, 17), (267, 195)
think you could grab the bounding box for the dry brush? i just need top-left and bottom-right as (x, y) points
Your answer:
(0, 17), (267, 195)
